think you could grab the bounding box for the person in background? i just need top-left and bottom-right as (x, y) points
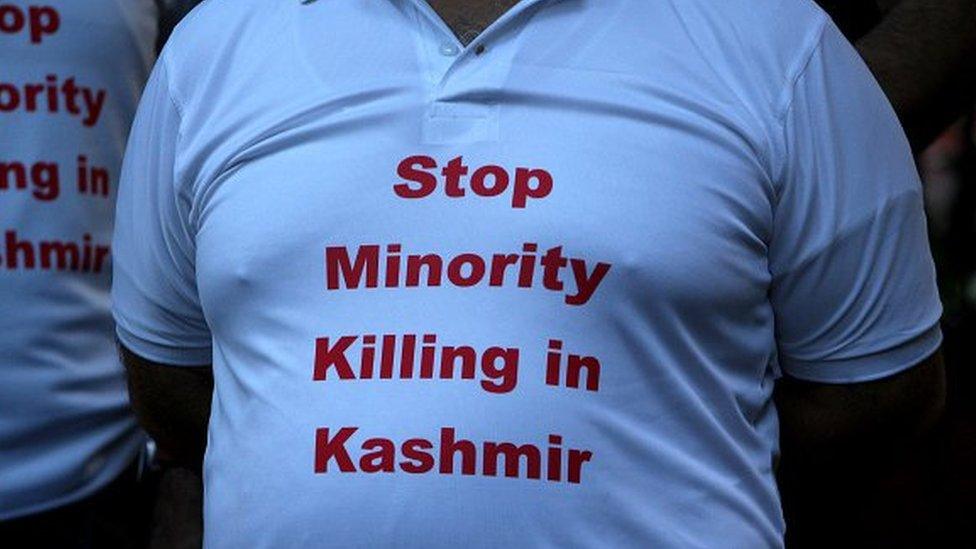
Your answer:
(0, 1), (197, 547)
(820, 0), (976, 152)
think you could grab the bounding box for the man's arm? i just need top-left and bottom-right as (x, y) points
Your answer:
(114, 17), (211, 544)
(776, 350), (946, 466)
(775, 351), (947, 547)
(122, 345), (212, 469)
(857, 0), (976, 152)
(121, 345), (212, 549)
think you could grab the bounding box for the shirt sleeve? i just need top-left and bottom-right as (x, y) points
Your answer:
(768, 19), (942, 384)
(112, 54), (212, 366)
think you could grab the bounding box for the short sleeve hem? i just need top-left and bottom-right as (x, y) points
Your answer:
(116, 324), (212, 367)
(779, 323), (942, 384)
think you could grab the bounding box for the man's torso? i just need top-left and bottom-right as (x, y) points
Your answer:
(150, 0), (838, 546)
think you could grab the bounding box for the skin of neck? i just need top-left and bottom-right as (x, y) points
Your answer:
(425, 0), (522, 45)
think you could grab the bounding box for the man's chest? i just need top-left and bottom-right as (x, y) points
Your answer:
(177, 1), (777, 323)
(189, 99), (773, 331)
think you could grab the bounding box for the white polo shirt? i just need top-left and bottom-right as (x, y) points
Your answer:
(112, 0), (943, 546)
(0, 1), (165, 519)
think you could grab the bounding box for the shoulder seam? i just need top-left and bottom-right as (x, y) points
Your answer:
(159, 52), (186, 123)
(774, 13), (829, 123)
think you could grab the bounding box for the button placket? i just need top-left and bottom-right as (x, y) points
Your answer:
(406, 0), (552, 144)
(408, 0), (550, 85)
(407, 1), (459, 85)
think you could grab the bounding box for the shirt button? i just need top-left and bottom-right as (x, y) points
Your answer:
(439, 43), (460, 57)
